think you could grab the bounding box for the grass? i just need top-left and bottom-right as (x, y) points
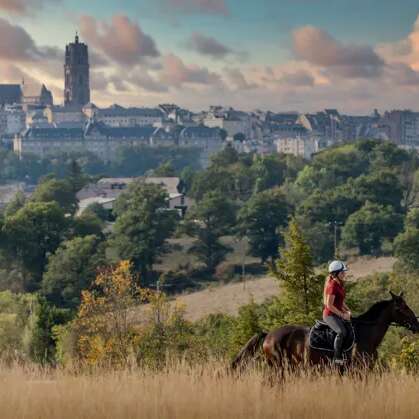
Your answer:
(1, 363), (418, 419)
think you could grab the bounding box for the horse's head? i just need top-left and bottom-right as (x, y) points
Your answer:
(389, 291), (419, 333)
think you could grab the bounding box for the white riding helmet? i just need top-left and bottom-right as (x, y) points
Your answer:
(328, 260), (348, 274)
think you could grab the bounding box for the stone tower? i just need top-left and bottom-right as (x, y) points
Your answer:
(64, 34), (90, 107)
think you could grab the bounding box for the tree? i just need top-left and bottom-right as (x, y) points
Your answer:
(84, 202), (110, 222)
(153, 161), (176, 177)
(189, 167), (236, 201)
(394, 229), (419, 273)
(209, 145), (239, 168)
(42, 235), (106, 309)
(252, 154), (287, 192)
(72, 261), (147, 366)
(67, 159), (88, 194)
(4, 190), (26, 217)
(31, 177), (79, 215)
(352, 171), (404, 212)
(272, 219), (323, 320)
(30, 296), (72, 364)
(394, 208), (419, 273)
(185, 191), (236, 273)
(71, 210), (105, 238)
(179, 166), (196, 195)
(341, 202), (403, 255)
(111, 182), (178, 281)
(1, 202), (68, 291)
(238, 189), (288, 263)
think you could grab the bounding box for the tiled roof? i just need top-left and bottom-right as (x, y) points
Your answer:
(23, 127), (83, 139)
(0, 85), (22, 105)
(180, 126), (221, 138)
(97, 107), (164, 118)
(85, 121), (155, 138)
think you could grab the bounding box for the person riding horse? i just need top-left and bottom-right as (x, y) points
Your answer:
(323, 260), (352, 365)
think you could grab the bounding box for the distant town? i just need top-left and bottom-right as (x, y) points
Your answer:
(1, 34), (419, 171)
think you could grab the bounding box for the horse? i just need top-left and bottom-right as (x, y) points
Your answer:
(231, 291), (419, 375)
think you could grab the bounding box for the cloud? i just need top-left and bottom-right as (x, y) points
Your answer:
(186, 32), (233, 59)
(160, 53), (222, 87)
(293, 25), (385, 79)
(386, 63), (419, 86)
(278, 70), (315, 87)
(128, 72), (169, 93)
(224, 68), (257, 90)
(161, 0), (229, 16)
(79, 15), (160, 66)
(377, 15), (419, 72)
(0, 17), (41, 61)
(0, 0), (59, 15)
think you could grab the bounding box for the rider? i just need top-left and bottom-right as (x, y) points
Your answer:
(323, 260), (352, 365)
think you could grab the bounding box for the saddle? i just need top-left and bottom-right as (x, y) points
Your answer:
(309, 320), (355, 353)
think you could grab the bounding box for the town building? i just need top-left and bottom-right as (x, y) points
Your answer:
(22, 83), (53, 107)
(86, 105), (164, 127)
(380, 110), (419, 149)
(0, 85), (22, 106)
(178, 126), (224, 167)
(44, 105), (85, 124)
(275, 136), (319, 160)
(64, 34), (90, 107)
(77, 177), (189, 216)
(203, 107), (251, 140)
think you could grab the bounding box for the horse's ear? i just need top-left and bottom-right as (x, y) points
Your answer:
(399, 291), (404, 298)
(389, 290), (396, 299)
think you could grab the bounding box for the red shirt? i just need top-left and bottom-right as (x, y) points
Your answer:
(323, 277), (346, 317)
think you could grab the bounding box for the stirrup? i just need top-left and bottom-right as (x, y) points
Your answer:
(333, 358), (345, 365)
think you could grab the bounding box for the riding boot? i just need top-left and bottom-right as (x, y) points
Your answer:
(333, 333), (344, 362)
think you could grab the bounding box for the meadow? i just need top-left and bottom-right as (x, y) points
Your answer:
(1, 363), (418, 419)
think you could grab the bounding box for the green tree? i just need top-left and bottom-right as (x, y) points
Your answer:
(30, 296), (71, 364)
(352, 171), (404, 212)
(31, 177), (78, 215)
(341, 202), (403, 255)
(84, 202), (110, 222)
(153, 160), (177, 177)
(111, 182), (178, 281)
(71, 210), (105, 238)
(4, 190), (26, 217)
(42, 235), (106, 309)
(394, 229), (419, 273)
(230, 299), (263, 354)
(209, 145), (239, 168)
(238, 189), (288, 263)
(1, 202), (68, 291)
(272, 219), (323, 320)
(67, 159), (88, 194)
(185, 191), (236, 273)
(190, 167), (235, 201)
(394, 208), (419, 273)
(252, 154), (287, 192)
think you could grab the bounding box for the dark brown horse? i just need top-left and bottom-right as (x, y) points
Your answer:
(231, 291), (419, 374)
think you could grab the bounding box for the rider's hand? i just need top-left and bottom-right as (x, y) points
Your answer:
(343, 312), (351, 321)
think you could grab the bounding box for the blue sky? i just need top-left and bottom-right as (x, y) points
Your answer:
(1, 0), (419, 112)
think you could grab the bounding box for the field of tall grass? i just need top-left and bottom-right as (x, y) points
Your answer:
(1, 363), (418, 419)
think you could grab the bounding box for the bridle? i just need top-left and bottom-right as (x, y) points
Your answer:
(351, 316), (419, 331)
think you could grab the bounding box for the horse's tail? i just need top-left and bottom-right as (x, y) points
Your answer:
(230, 332), (268, 372)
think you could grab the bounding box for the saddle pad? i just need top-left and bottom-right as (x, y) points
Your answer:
(309, 320), (355, 353)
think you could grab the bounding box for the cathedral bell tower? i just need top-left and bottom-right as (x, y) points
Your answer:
(64, 33), (90, 107)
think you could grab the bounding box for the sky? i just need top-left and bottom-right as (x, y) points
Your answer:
(1, 0), (419, 113)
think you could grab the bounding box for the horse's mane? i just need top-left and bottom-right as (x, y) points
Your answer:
(353, 299), (392, 322)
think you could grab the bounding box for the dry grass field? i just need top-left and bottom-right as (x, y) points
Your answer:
(159, 256), (396, 321)
(1, 363), (417, 419)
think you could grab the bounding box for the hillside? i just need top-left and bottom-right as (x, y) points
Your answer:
(138, 256), (395, 322)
